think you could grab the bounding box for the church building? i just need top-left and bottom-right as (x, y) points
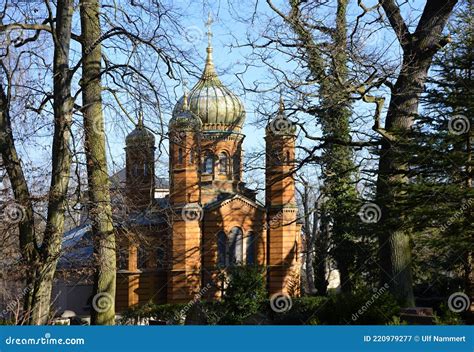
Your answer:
(58, 29), (301, 313)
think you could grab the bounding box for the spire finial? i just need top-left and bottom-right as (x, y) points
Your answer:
(279, 95), (285, 113)
(138, 97), (144, 128)
(182, 81), (189, 111)
(205, 12), (213, 49)
(202, 12), (218, 80)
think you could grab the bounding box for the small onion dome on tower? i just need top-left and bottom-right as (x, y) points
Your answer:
(169, 90), (202, 131)
(126, 115), (155, 146)
(172, 21), (245, 131)
(266, 97), (297, 135)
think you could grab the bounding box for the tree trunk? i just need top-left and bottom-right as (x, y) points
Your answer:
(27, 263), (57, 324)
(377, 0), (458, 306)
(80, 0), (116, 325)
(0, 82), (38, 324)
(301, 184), (316, 294)
(314, 220), (328, 296)
(305, 240), (316, 294)
(1, 0), (74, 324)
(26, 0), (75, 325)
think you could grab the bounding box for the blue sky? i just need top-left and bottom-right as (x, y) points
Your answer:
(5, 0), (444, 196)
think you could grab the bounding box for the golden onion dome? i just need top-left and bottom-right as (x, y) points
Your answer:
(126, 117), (155, 146)
(172, 43), (246, 131)
(169, 91), (202, 131)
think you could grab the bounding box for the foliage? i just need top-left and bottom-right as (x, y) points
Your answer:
(323, 289), (400, 325)
(271, 290), (400, 325)
(269, 296), (330, 325)
(119, 288), (401, 325)
(219, 266), (267, 324)
(400, 3), (473, 294)
(386, 316), (408, 325)
(119, 302), (186, 325)
(433, 304), (464, 325)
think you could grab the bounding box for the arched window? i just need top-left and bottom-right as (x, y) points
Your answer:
(217, 231), (227, 268)
(143, 163), (148, 176)
(203, 153), (214, 174)
(219, 152), (228, 174)
(178, 148), (183, 164)
(286, 150), (291, 164)
(228, 227), (243, 265)
(118, 248), (129, 270)
(190, 149), (194, 164)
(246, 232), (256, 265)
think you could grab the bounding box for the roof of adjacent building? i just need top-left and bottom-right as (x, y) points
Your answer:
(109, 168), (169, 190)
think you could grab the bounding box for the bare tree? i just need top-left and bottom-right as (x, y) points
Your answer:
(80, 0), (116, 325)
(1, 0), (199, 324)
(0, 0), (75, 324)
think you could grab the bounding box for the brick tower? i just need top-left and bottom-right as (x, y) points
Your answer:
(265, 98), (300, 296)
(168, 93), (203, 302)
(125, 116), (156, 211)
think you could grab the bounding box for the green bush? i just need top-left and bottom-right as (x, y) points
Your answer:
(387, 316), (408, 325)
(220, 265), (267, 324)
(322, 289), (400, 324)
(270, 296), (329, 325)
(271, 289), (400, 325)
(119, 302), (186, 325)
(433, 304), (464, 325)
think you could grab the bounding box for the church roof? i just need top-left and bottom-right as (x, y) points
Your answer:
(109, 168), (169, 190)
(125, 118), (155, 146)
(169, 90), (202, 131)
(59, 224), (93, 268)
(204, 193), (265, 211)
(266, 97), (296, 136)
(172, 27), (245, 131)
(59, 209), (168, 269)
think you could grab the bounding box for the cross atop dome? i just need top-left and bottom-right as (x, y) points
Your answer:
(205, 12), (213, 48)
(170, 15), (246, 131)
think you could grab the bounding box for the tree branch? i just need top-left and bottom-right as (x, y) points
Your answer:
(379, 0), (411, 49)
